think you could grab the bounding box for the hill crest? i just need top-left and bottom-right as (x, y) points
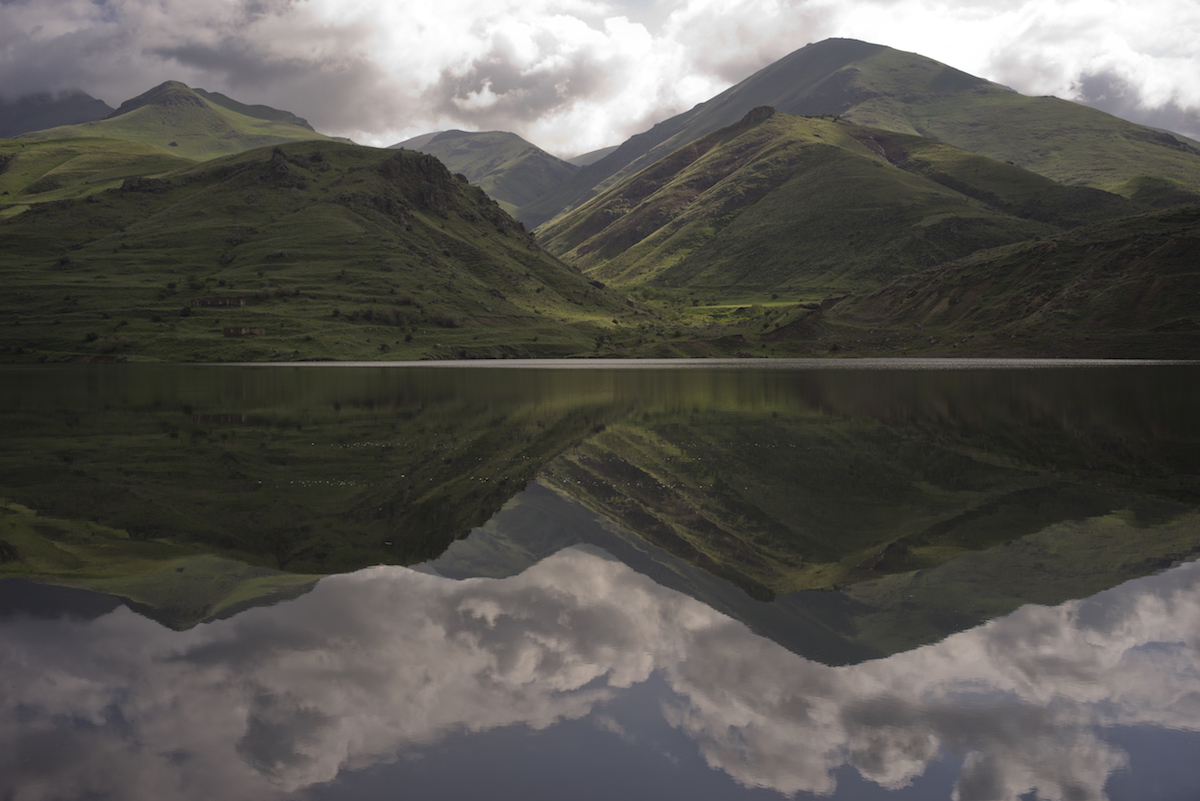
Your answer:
(16, 81), (329, 161)
(522, 38), (1200, 228)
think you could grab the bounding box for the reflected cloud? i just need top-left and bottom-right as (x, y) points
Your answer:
(3, 549), (1200, 800)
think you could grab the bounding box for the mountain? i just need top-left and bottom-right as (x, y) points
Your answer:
(390, 129), (577, 220)
(191, 87), (316, 131)
(15, 81), (329, 161)
(0, 139), (634, 363)
(537, 107), (1138, 292)
(829, 201), (1200, 358)
(0, 89), (114, 138)
(521, 38), (1200, 227)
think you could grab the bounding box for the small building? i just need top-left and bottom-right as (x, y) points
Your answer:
(223, 327), (266, 337)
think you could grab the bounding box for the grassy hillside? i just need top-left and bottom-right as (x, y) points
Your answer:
(192, 87), (316, 130)
(0, 137), (195, 217)
(827, 202), (1200, 358)
(522, 38), (1200, 227)
(15, 81), (329, 161)
(839, 46), (1200, 203)
(0, 139), (639, 363)
(391, 129), (578, 220)
(538, 108), (1138, 294)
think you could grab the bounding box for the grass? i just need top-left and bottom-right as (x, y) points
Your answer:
(397, 130), (579, 220)
(16, 81), (330, 161)
(523, 38), (1200, 229)
(842, 46), (1200, 198)
(0, 138), (195, 213)
(537, 110), (1136, 297)
(0, 139), (642, 363)
(833, 201), (1200, 358)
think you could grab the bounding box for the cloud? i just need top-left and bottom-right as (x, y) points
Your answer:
(1074, 70), (1200, 141)
(660, 0), (836, 84)
(1, 0), (1197, 153)
(4, 549), (1200, 800)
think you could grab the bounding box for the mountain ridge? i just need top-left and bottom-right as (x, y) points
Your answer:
(391, 129), (578, 219)
(521, 38), (1200, 228)
(16, 81), (329, 161)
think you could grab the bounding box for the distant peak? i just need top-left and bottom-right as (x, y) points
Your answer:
(106, 81), (206, 119)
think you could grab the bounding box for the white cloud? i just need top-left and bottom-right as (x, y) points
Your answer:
(4, 549), (1200, 800)
(2, 0), (1197, 151)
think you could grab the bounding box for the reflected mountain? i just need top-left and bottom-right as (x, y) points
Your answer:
(0, 362), (1197, 642)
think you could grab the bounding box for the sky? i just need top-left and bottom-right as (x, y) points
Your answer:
(1, 0), (1198, 156)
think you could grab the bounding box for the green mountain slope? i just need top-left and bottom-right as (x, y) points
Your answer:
(0, 137), (195, 217)
(15, 81), (329, 161)
(0, 140), (634, 363)
(191, 87), (316, 131)
(522, 38), (1200, 227)
(538, 108), (1138, 293)
(391, 129), (577, 220)
(831, 202), (1200, 357)
(0, 89), (114, 138)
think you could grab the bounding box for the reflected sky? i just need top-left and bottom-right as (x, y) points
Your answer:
(5, 547), (1200, 801)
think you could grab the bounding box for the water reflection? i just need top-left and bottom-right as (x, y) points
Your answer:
(1, 362), (1196, 628)
(4, 547), (1200, 800)
(2, 361), (1199, 799)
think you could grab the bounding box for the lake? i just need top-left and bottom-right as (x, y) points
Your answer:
(2, 359), (1199, 800)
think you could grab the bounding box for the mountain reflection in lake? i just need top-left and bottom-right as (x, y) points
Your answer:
(1, 360), (1199, 800)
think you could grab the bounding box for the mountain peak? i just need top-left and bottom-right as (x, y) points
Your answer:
(106, 81), (206, 119)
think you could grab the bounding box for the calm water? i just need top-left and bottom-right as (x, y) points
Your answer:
(2, 360), (1199, 800)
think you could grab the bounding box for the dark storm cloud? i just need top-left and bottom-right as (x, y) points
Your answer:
(0, 0), (410, 138)
(1075, 70), (1200, 142)
(147, 36), (409, 135)
(428, 45), (613, 131)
